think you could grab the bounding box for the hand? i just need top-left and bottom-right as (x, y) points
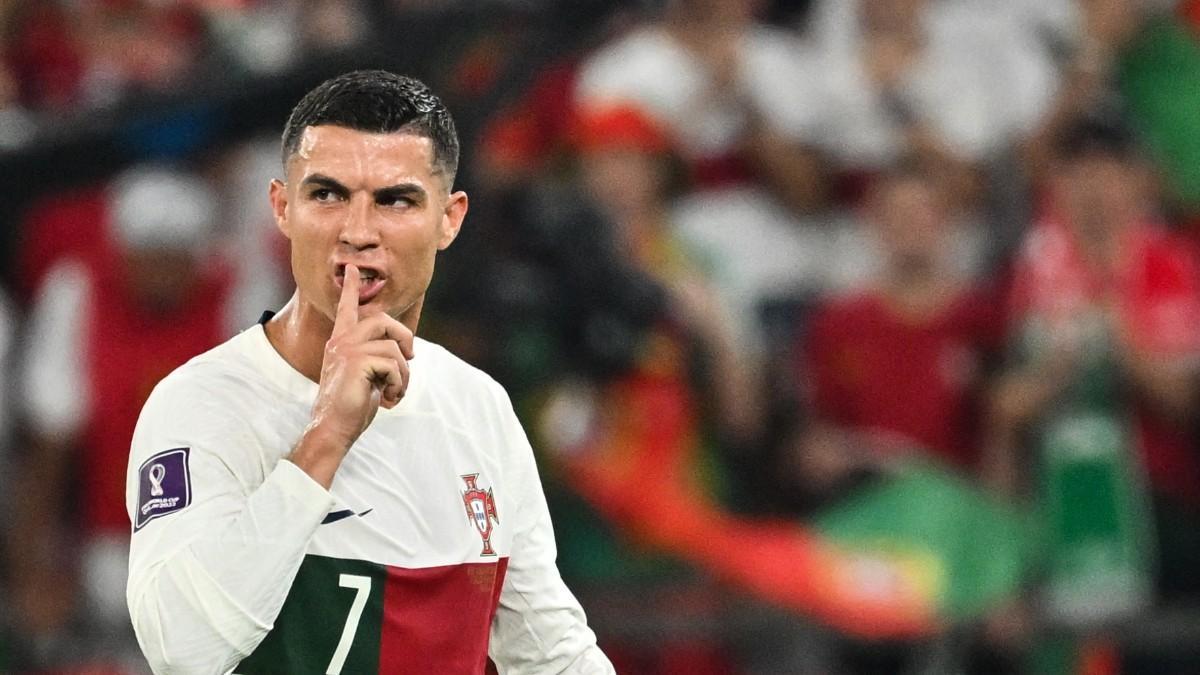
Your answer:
(784, 424), (873, 497)
(987, 369), (1064, 434)
(308, 264), (414, 451)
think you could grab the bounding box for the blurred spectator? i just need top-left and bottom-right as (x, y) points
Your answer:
(988, 113), (1200, 502)
(4, 1), (88, 112)
(16, 181), (116, 304)
(7, 0), (207, 112)
(668, 180), (875, 363)
(77, 0), (206, 107)
(0, 70), (36, 150)
(789, 161), (1004, 505)
(477, 84), (758, 441)
(205, 0), (371, 77)
(202, 0), (304, 77)
(986, 114), (1200, 666)
(1, 0), (377, 142)
(530, 103), (763, 672)
(800, 0), (1059, 210)
(575, 0), (825, 208)
(574, 0), (851, 357)
(806, 0), (1081, 69)
(1020, 0), (1151, 187)
(211, 135), (292, 329)
(528, 102), (764, 501)
(531, 108), (939, 671)
(8, 164), (232, 670)
(475, 54), (584, 193)
(573, 103), (762, 444)
(482, 1), (854, 362)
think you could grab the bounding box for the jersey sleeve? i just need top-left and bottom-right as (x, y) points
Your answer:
(126, 370), (334, 675)
(487, 383), (615, 675)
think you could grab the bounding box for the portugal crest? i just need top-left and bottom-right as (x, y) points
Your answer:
(461, 474), (499, 556)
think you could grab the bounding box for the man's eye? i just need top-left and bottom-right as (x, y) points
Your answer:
(380, 196), (413, 208)
(311, 188), (338, 201)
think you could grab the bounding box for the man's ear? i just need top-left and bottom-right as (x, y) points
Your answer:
(438, 190), (468, 250)
(269, 178), (291, 239)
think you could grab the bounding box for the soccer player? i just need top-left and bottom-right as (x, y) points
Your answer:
(125, 70), (615, 674)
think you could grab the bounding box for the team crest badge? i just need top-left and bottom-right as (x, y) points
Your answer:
(461, 474), (499, 556)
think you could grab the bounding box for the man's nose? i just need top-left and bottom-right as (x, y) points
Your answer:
(338, 196), (380, 249)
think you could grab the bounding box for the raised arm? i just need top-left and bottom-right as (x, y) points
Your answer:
(127, 264), (414, 673)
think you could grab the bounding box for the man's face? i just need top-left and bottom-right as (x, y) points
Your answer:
(870, 176), (947, 275)
(580, 148), (667, 228)
(1054, 153), (1144, 242)
(269, 125), (467, 326)
(861, 0), (925, 33)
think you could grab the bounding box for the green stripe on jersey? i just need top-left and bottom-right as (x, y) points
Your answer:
(236, 555), (385, 674)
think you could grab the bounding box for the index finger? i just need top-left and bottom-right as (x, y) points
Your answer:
(334, 263), (360, 333)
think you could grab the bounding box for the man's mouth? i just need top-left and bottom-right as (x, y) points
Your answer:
(334, 264), (387, 304)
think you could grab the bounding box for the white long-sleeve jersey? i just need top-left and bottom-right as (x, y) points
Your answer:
(125, 323), (614, 675)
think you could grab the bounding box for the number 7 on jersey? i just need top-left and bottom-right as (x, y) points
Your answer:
(326, 574), (372, 675)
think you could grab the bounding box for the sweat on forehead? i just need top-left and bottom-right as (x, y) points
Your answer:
(280, 70), (460, 184)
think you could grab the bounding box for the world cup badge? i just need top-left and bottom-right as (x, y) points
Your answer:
(135, 447), (192, 531)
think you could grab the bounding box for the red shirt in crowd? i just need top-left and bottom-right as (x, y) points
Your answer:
(802, 287), (1004, 470)
(1009, 217), (1200, 507)
(82, 261), (231, 535)
(22, 187), (233, 535)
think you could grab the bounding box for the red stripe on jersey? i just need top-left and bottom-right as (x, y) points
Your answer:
(379, 557), (509, 673)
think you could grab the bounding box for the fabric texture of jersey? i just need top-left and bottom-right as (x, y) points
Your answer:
(125, 324), (614, 675)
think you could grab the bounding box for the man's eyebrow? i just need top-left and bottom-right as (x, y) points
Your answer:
(300, 174), (350, 195)
(373, 183), (427, 203)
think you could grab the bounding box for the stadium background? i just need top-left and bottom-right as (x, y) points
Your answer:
(1, 0), (1200, 673)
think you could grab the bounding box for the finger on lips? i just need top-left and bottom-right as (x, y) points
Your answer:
(332, 263), (413, 407)
(335, 263), (361, 332)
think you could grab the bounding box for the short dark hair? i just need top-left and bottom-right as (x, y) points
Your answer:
(281, 70), (460, 186)
(1054, 111), (1138, 162)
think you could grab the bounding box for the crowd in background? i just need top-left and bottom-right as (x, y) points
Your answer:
(1, 0), (1200, 673)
